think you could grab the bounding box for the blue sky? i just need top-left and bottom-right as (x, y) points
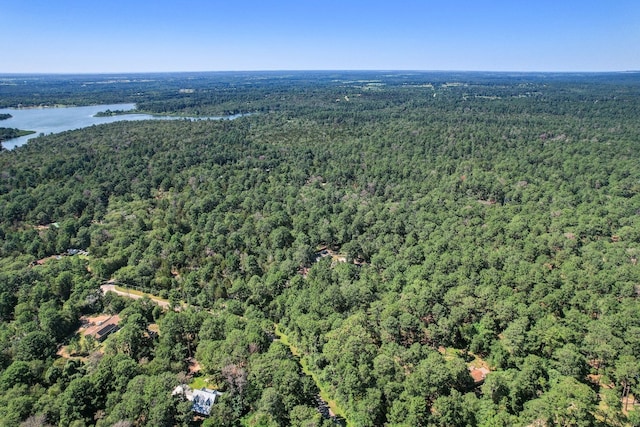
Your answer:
(2, 0), (638, 73)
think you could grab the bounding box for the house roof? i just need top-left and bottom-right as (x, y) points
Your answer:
(172, 385), (222, 416)
(95, 323), (118, 338)
(81, 315), (121, 341)
(469, 366), (490, 383)
(192, 389), (220, 415)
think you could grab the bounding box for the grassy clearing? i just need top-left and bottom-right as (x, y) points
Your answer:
(439, 346), (491, 369)
(113, 285), (171, 303)
(189, 377), (207, 389)
(189, 376), (209, 390)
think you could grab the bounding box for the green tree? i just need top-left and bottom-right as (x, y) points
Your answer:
(0, 361), (34, 390)
(431, 390), (478, 427)
(615, 355), (640, 412)
(14, 331), (56, 361)
(522, 376), (596, 427)
(57, 376), (96, 427)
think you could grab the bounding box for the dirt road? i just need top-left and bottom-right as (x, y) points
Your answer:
(100, 283), (171, 309)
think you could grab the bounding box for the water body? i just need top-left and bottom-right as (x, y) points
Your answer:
(0, 103), (243, 150)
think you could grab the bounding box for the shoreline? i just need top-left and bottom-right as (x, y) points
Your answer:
(0, 128), (36, 143)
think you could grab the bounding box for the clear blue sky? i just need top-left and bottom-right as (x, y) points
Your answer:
(2, 0), (638, 73)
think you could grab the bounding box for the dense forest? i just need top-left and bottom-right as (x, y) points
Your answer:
(1, 71), (640, 426)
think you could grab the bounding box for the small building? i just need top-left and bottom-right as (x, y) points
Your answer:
(192, 388), (222, 416)
(66, 248), (89, 256)
(81, 315), (121, 342)
(469, 366), (490, 384)
(172, 385), (222, 416)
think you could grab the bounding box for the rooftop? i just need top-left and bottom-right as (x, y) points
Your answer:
(172, 385), (222, 416)
(80, 314), (121, 341)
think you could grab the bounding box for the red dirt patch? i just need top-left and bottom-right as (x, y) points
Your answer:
(188, 358), (201, 375)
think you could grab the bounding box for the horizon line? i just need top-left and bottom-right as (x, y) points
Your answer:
(1, 69), (639, 76)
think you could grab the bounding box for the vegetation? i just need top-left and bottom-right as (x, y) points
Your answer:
(0, 113), (12, 120)
(93, 109), (136, 117)
(0, 127), (35, 142)
(1, 71), (640, 426)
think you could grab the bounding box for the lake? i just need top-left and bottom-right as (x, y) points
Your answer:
(0, 103), (242, 150)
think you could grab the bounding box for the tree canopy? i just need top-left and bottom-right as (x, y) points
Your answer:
(1, 71), (640, 425)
